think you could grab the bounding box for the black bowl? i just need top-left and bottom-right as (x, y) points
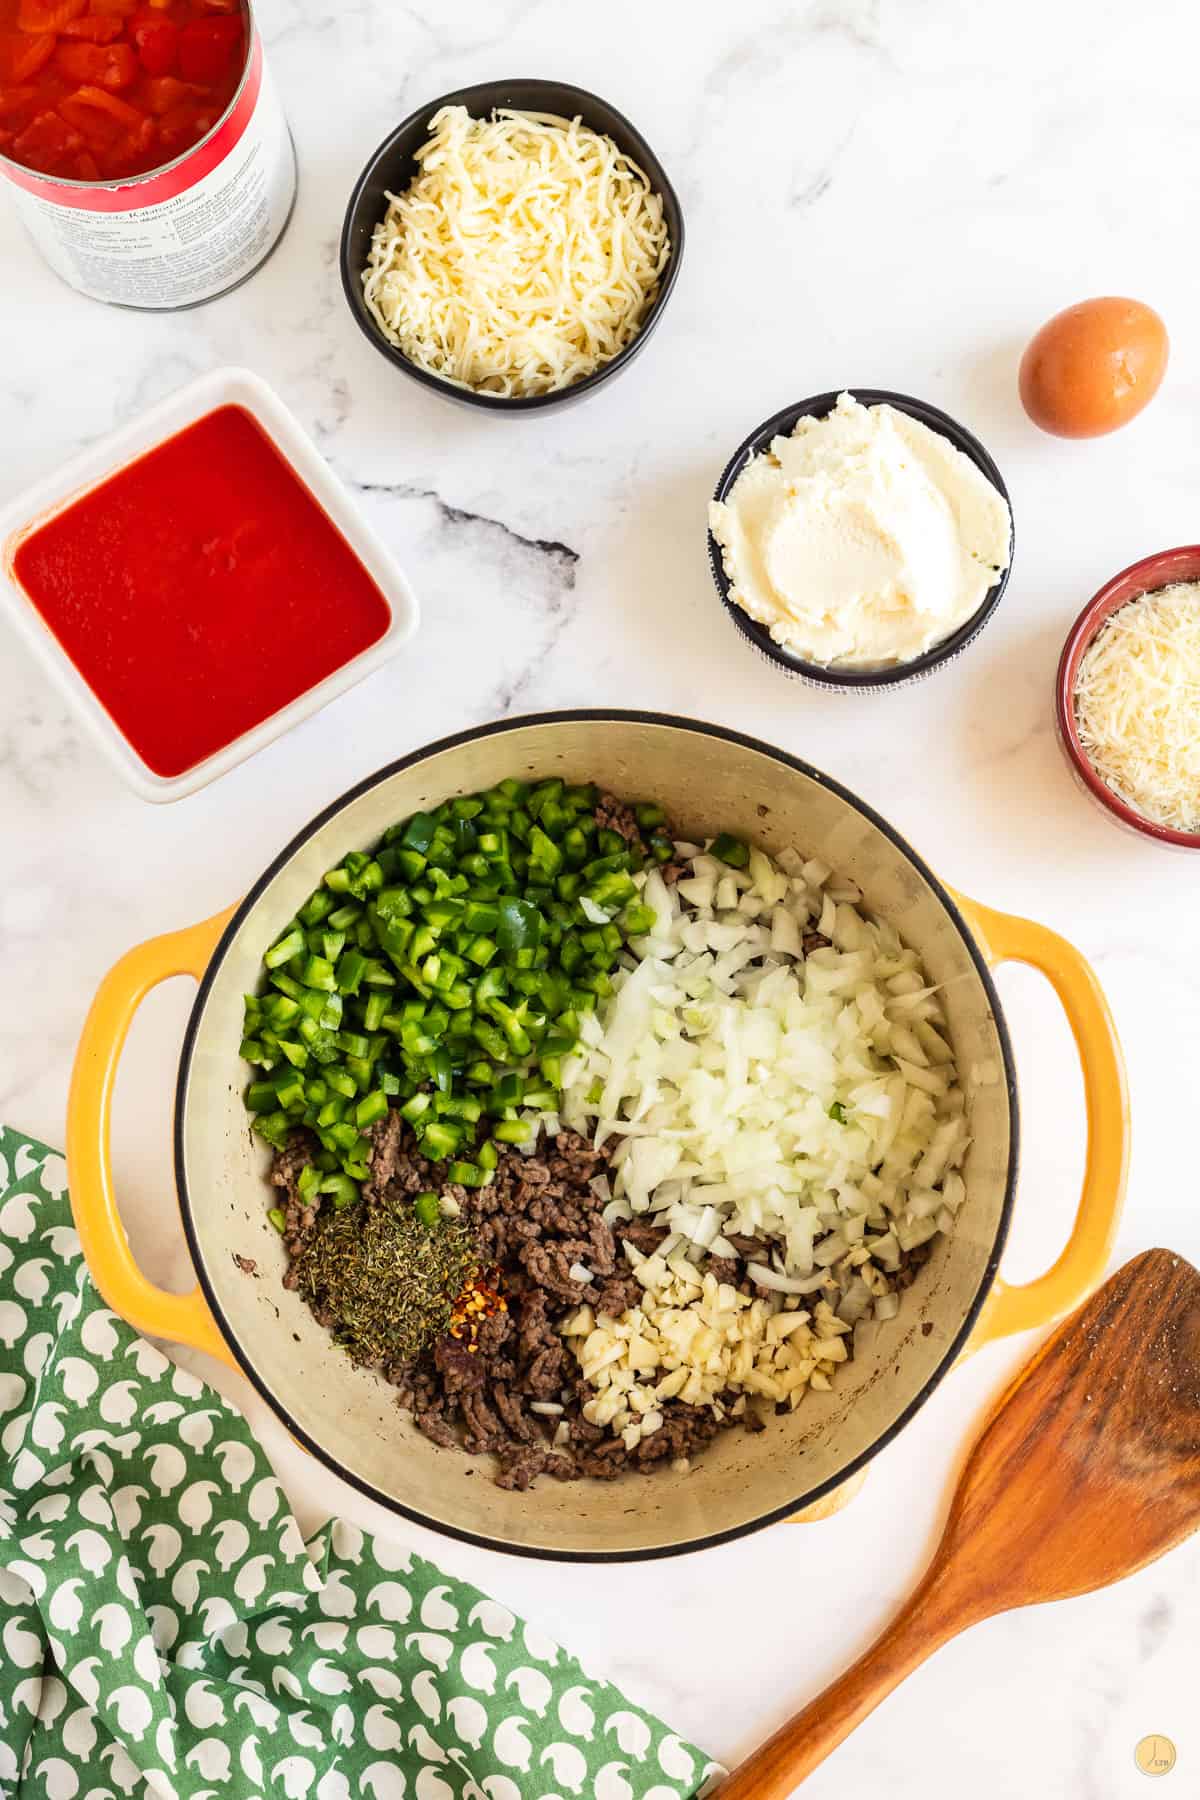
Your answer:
(339, 79), (684, 412)
(707, 390), (1015, 691)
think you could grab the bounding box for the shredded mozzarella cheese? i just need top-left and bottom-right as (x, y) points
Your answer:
(1074, 583), (1200, 833)
(362, 106), (671, 398)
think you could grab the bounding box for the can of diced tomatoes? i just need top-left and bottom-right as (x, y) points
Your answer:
(0, 0), (295, 309)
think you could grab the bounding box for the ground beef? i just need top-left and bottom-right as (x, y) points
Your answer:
(272, 1112), (751, 1489)
(894, 1239), (934, 1290)
(496, 1445), (579, 1491)
(591, 1273), (641, 1316)
(571, 1396), (727, 1477)
(271, 1098), (933, 1490)
(594, 793), (642, 845)
(363, 1105), (405, 1199)
(271, 1130), (319, 1276)
(617, 1220), (668, 1255)
(593, 793), (684, 883)
(723, 1231), (767, 1259)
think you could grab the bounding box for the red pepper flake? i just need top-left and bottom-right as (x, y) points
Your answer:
(449, 1268), (506, 1348)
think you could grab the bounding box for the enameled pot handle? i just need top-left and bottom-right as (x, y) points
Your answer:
(951, 890), (1129, 1351)
(790, 892), (1128, 1527)
(67, 908), (238, 1372)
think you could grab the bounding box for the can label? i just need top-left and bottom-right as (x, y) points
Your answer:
(3, 34), (295, 310)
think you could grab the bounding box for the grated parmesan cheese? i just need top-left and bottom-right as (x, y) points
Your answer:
(1074, 583), (1200, 833)
(362, 106), (671, 398)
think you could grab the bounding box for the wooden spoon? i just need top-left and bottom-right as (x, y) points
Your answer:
(721, 1249), (1200, 1798)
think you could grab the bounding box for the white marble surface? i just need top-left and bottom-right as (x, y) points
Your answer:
(3, 0), (1200, 1792)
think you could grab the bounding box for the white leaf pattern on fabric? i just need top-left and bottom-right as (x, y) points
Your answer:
(364, 1702), (405, 1751)
(330, 1699), (356, 1746)
(0, 1126), (721, 1800)
(34, 1754), (79, 1798)
(14, 1255), (52, 1303)
(80, 1310), (120, 1359)
(5, 1613), (42, 1666)
(39, 1154), (68, 1196)
(420, 1584), (459, 1632)
(595, 1762), (634, 1800)
(479, 1777), (521, 1800)
(541, 1738), (588, 1791)
(467, 1598), (514, 1641)
(317, 1769), (352, 1800)
(607, 1711), (654, 1757)
(493, 1715), (534, 1770)
(359, 1664), (404, 1701)
(366, 1578), (412, 1622)
(659, 1736), (697, 1781)
(506, 1663), (552, 1715)
(447, 1694), (488, 1749)
(361, 1760), (407, 1799)
(558, 1685), (595, 1739)
(460, 1648), (496, 1684)
(0, 1191), (36, 1240)
(410, 1666), (440, 1721)
(213, 1516), (251, 1570)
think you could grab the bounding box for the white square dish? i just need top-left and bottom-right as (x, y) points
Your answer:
(0, 366), (419, 803)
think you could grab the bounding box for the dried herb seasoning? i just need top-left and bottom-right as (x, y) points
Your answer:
(290, 1193), (481, 1368)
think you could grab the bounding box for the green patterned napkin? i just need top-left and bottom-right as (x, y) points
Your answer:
(0, 1126), (719, 1800)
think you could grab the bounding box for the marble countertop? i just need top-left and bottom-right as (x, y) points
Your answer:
(3, 0), (1199, 1793)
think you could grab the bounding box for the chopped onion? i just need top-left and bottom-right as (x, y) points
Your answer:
(558, 835), (966, 1318)
(746, 1262), (821, 1295)
(530, 1401), (565, 1416)
(836, 1276), (873, 1325)
(569, 1262), (594, 1284)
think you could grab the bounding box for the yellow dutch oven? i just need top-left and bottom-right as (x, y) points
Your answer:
(67, 714), (1128, 1560)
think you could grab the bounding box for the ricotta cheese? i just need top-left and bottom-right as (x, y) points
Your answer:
(709, 391), (1012, 667)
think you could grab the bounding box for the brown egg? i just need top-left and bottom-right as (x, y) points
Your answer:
(1019, 297), (1168, 438)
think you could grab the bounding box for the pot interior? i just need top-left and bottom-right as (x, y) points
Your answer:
(179, 716), (1014, 1557)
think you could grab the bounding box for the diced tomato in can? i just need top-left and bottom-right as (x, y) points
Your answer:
(0, 0), (294, 308)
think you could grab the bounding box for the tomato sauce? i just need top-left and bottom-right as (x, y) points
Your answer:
(13, 406), (393, 778)
(0, 0), (246, 183)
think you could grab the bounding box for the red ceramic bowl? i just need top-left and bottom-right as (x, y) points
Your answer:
(1056, 545), (1200, 849)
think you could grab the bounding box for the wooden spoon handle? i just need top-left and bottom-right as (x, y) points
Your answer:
(718, 1578), (966, 1798)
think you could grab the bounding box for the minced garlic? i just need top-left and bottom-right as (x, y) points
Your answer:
(560, 1244), (852, 1451)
